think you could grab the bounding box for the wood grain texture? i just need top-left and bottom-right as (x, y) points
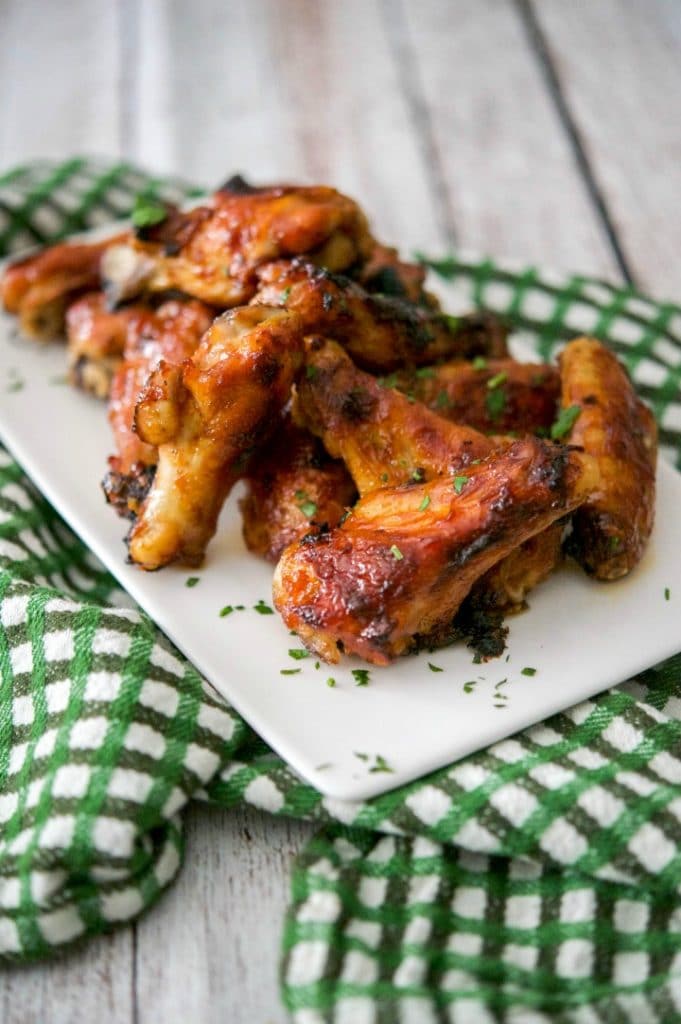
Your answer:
(135, 805), (313, 1024)
(532, 0), (681, 296)
(0, 0), (122, 164)
(0, 928), (133, 1024)
(398, 0), (620, 276)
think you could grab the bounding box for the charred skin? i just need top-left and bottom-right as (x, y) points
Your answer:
(354, 243), (433, 305)
(273, 438), (597, 665)
(67, 292), (214, 400)
(252, 259), (508, 372)
(241, 417), (357, 563)
(100, 186), (374, 307)
(393, 359), (560, 435)
(559, 336), (657, 580)
(127, 306), (303, 570)
(293, 336), (497, 495)
(1, 234), (126, 340)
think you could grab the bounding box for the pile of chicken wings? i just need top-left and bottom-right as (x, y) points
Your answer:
(1, 179), (657, 666)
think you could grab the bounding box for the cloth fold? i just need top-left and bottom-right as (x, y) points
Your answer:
(1, 160), (681, 1023)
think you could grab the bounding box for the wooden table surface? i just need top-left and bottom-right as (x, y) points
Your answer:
(1, 1), (680, 1020)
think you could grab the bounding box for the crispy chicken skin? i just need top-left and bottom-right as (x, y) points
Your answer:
(1, 234), (125, 340)
(273, 438), (597, 664)
(101, 186), (374, 308)
(252, 259), (508, 371)
(393, 359), (560, 435)
(101, 297), (214, 517)
(469, 521), (564, 614)
(293, 336), (497, 494)
(558, 336), (657, 580)
(240, 417), (357, 563)
(355, 243), (432, 305)
(127, 306), (303, 570)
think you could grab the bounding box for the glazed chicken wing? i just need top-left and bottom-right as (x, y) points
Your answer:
(240, 416), (357, 563)
(127, 306), (303, 570)
(356, 243), (433, 305)
(1, 234), (125, 340)
(101, 184), (374, 308)
(392, 359), (560, 435)
(293, 336), (497, 494)
(252, 259), (508, 371)
(273, 438), (597, 664)
(101, 297), (215, 518)
(558, 336), (657, 579)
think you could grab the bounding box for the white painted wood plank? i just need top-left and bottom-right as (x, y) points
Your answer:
(0, 0), (122, 165)
(399, 0), (621, 276)
(533, 0), (681, 297)
(0, 928), (133, 1024)
(132, 0), (448, 252)
(135, 805), (314, 1024)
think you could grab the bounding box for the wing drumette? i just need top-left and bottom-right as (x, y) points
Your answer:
(273, 438), (597, 664)
(252, 259), (508, 371)
(101, 184), (374, 308)
(558, 336), (657, 579)
(127, 306), (303, 570)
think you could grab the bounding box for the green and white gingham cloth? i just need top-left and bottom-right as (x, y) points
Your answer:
(1, 159), (681, 1023)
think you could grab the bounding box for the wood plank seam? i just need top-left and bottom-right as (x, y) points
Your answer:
(515, 0), (635, 284)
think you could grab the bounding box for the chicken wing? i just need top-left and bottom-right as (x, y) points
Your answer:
(101, 297), (215, 517)
(558, 336), (657, 579)
(100, 185), (374, 308)
(273, 438), (597, 664)
(240, 416), (357, 563)
(127, 306), (303, 570)
(252, 259), (508, 371)
(293, 336), (497, 494)
(355, 243), (433, 305)
(392, 359), (559, 435)
(1, 234), (125, 340)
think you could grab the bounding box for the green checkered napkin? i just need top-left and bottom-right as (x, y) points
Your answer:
(1, 159), (681, 1023)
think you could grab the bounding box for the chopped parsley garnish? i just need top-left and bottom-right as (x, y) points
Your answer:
(279, 286), (292, 303)
(131, 194), (168, 228)
(390, 545), (404, 560)
(288, 648), (310, 660)
(416, 366), (436, 379)
(326, 677), (336, 688)
(551, 404), (581, 440)
(219, 605), (234, 617)
(609, 535), (622, 551)
(305, 364), (318, 380)
(235, 604), (245, 610)
(435, 390), (451, 410)
(380, 472), (390, 484)
(418, 495), (431, 512)
(485, 387), (506, 422)
(463, 681), (477, 693)
(354, 752), (369, 761)
(428, 662), (443, 673)
(49, 374), (68, 386)
(486, 371), (508, 390)
(352, 669), (371, 686)
(185, 576), (200, 588)
(521, 667), (536, 677)
(472, 356), (487, 371)
(453, 475), (469, 494)
(369, 755), (394, 774)
(254, 599), (274, 615)
(315, 661), (320, 669)
(315, 762), (332, 771)
(295, 490), (318, 519)
(280, 668), (301, 675)
(494, 703), (508, 709)
(665, 587), (671, 601)
(412, 468), (424, 482)
(472, 653), (483, 665)
(379, 372), (399, 389)
(445, 315), (460, 332)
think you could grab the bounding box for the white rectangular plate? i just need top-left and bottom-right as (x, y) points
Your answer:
(1, 267), (680, 800)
